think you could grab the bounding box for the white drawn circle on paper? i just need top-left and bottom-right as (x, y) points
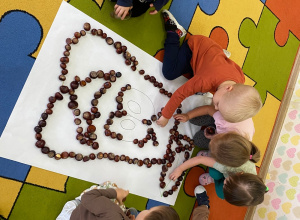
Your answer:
(128, 100), (141, 114)
(120, 119), (135, 130)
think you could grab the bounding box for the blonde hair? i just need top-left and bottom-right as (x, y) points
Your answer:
(220, 84), (262, 123)
(223, 173), (267, 206)
(210, 132), (260, 167)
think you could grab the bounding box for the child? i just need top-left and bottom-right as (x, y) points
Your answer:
(113, 0), (169, 20)
(57, 181), (179, 220)
(193, 185), (210, 220)
(156, 10), (262, 127)
(169, 132), (261, 201)
(174, 100), (256, 149)
(223, 172), (267, 206)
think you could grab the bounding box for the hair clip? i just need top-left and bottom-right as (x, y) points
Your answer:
(249, 155), (253, 159)
(265, 186), (269, 192)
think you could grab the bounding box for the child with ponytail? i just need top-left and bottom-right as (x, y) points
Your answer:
(169, 132), (265, 205)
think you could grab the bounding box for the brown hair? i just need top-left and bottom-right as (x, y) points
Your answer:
(220, 84), (262, 123)
(145, 206), (180, 220)
(223, 173), (267, 206)
(210, 132), (260, 167)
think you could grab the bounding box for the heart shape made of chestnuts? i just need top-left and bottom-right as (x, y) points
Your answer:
(34, 22), (195, 198)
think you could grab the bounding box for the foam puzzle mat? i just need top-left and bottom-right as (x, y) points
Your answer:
(0, 0), (299, 219)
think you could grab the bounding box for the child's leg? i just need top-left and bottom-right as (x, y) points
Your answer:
(193, 130), (210, 149)
(189, 115), (215, 127)
(131, 0), (150, 17)
(162, 33), (193, 80)
(208, 168), (225, 199)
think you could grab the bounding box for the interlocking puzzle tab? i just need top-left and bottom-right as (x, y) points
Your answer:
(266, 0), (300, 46)
(239, 6), (300, 103)
(169, 0), (220, 30)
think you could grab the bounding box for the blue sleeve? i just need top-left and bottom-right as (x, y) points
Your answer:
(117, 0), (133, 7)
(152, 0), (169, 11)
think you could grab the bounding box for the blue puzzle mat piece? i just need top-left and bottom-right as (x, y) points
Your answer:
(169, 0), (220, 30)
(146, 199), (169, 209)
(0, 10), (42, 136)
(0, 157), (30, 181)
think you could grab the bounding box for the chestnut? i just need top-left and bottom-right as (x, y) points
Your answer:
(55, 154), (61, 160)
(91, 29), (97, 35)
(100, 88), (107, 94)
(75, 153), (83, 161)
(110, 75), (116, 82)
(59, 75), (66, 81)
(83, 156), (90, 162)
(160, 182), (166, 189)
(80, 30), (86, 36)
(97, 29), (103, 36)
(66, 38), (72, 45)
(116, 48), (122, 54)
(48, 150), (56, 158)
(97, 152), (104, 159)
(116, 96), (123, 103)
(163, 191), (168, 197)
(104, 82), (111, 89)
(65, 45), (71, 51)
(116, 72), (122, 78)
(125, 59), (131, 65)
(72, 109), (80, 117)
(114, 41), (122, 49)
(139, 70), (145, 75)
(83, 22), (91, 31)
(89, 153), (96, 160)
(90, 71), (98, 79)
(121, 45), (127, 52)
(87, 125), (96, 133)
(116, 133), (123, 140)
(131, 65), (136, 71)
(38, 120), (46, 127)
(83, 112), (92, 120)
(92, 142), (99, 150)
(106, 37), (114, 45)
(41, 147), (50, 154)
(74, 118), (81, 125)
(97, 70), (104, 78)
(61, 151), (69, 159)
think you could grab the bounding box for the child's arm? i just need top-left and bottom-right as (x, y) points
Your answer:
(150, 0), (169, 14)
(169, 156), (216, 181)
(173, 105), (217, 122)
(156, 116), (169, 127)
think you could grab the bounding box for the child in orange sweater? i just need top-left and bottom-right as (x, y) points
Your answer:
(156, 10), (262, 128)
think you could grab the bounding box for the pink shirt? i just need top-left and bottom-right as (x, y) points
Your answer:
(213, 111), (255, 141)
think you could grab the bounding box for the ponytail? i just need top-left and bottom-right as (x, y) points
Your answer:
(249, 142), (260, 163)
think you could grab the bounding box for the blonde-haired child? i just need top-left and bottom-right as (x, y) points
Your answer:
(156, 10), (262, 128)
(169, 132), (261, 201)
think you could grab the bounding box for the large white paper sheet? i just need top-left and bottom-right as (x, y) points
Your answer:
(0, 1), (206, 205)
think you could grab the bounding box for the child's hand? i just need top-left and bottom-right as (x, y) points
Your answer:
(149, 3), (158, 15)
(156, 116), (169, 127)
(204, 126), (216, 139)
(173, 114), (189, 122)
(169, 167), (183, 181)
(129, 215), (136, 220)
(114, 4), (132, 20)
(115, 188), (129, 205)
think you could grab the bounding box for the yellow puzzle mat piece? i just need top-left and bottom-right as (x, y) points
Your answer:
(25, 167), (68, 191)
(0, 177), (23, 219)
(189, 0), (263, 67)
